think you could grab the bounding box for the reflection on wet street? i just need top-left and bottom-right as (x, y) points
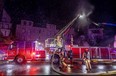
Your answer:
(58, 64), (116, 74)
(0, 61), (116, 75)
(0, 62), (59, 75)
(53, 62), (116, 75)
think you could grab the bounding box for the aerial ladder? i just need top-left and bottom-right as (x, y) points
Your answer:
(45, 14), (80, 49)
(45, 14), (81, 64)
(45, 16), (116, 64)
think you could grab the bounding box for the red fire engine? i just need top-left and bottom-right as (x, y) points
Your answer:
(67, 45), (116, 62)
(0, 41), (46, 64)
(45, 14), (116, 64)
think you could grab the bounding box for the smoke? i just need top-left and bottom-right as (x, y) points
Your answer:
(76, 0), (94, 31)
(77, 0), (94, 16)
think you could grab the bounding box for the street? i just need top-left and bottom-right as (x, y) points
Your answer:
(53, 62), (116, 75)
(0, 60), (116, 75)
(0, 61), (60, 75)
(0, 0), (116, 76)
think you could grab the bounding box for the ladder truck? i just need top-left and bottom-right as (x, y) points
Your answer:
(45, 15), (116, 64)
(45, 15), (80, 64)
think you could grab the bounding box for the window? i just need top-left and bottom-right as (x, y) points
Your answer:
(23, 21), (26, 25)
(29, 22), (32, 26)
(22, 29), (26, 33)
(92, 30), (100, 34)
(39, 30), (41, 33)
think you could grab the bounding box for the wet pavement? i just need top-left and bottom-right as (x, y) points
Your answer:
(0, 60), (116, 75)
(52, 60), (116, 75)
(0, 61), (60, 75)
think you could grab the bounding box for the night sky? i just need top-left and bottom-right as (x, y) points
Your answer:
(4, 0), (116, 33)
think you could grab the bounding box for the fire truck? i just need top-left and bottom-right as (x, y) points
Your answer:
(0, 40), (46, 64)
(45, 15), (79, 63)
(67, 45), (116, 63)
(45, 14), (116, 64)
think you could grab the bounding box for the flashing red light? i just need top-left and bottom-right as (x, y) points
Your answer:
(85, 48), (89, 51)
(68, 45), (73, 48)
(32, 52), (35, 55)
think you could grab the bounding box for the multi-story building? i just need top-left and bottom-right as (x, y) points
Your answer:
(87, 28), (103, 46)
(16, 20), (59, 43)
(16, 20), (75, 44)
(0, 9), (12, 37)
(0, 0), (3, 21)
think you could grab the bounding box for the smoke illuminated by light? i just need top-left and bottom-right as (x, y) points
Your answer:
(76, 0), (94, 30)
(79, 13), (86, 19)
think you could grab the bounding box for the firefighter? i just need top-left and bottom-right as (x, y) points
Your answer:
(82, 49), (92, 70)
(56, 35), (63, 48)
(67, 50), (73, 66)
(55, 35), (64, 53)
(59, 50), (67, 69)
(55, 35), (67, 68)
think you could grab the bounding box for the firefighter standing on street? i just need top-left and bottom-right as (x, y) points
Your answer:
(55, 35), (67, 68)
(82, 48), (92, 70)
(67, 49), (73, 66)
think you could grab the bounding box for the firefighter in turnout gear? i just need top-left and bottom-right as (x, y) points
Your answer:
(55, 35), (67, 68)
(55, 35), (64, 53)
(56, 35), (63, 48)
(82, 49), (92, 70)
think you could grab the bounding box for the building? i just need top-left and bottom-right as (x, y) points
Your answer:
(16, 20), (75, 44)
(0, 0), (3, 21)
(87, 28), (103, 46)
(16, 20), (59, 43)
(0, 9), (12, 37)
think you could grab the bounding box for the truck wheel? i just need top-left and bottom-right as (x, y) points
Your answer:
(52, 54), (60, 64)
(15, 55), (26, 64)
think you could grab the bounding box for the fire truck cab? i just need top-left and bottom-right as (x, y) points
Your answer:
(6, 41), (46, 64)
